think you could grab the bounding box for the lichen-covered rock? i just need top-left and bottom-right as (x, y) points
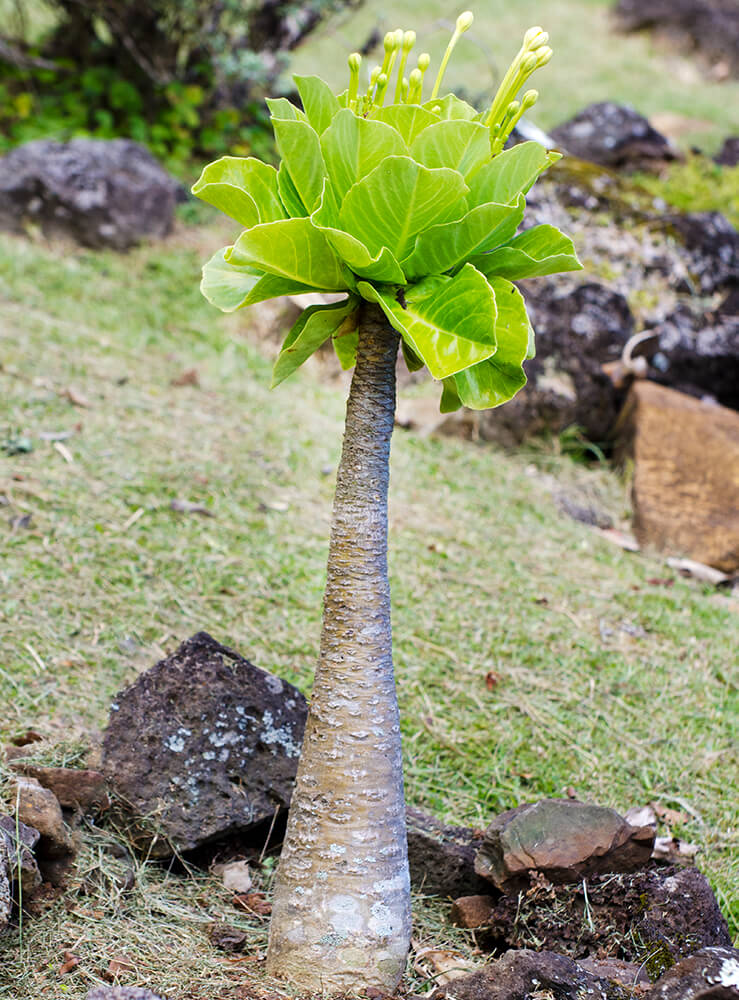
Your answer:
(0, 815), (42, 893)
(645, 946), (739, 999)
(475, 798), (654, 889)
(550, 102), (678, 170)
(0, 838), (11, 934)
(431, 948), (628, 1000)
(0, 138), (182, 250)
(102, 632), (308, 855)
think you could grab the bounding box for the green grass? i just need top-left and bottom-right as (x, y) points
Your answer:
(290, 0), (739, 152)
(0, 226), (737, 997)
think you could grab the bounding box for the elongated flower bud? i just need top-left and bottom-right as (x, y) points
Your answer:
(523, 25), (548, 48)
(374, 72), (389, 105)
(394, 29), (416, 103)
(407, 67), (423, 103)
(431, 10), (474, 99)
(347, 52), (362, 107)
(484, 25), (552, 130)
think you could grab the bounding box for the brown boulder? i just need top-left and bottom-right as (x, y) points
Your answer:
(13, 777), (74, 858)
(8, 763), (108, 811)
(450, 895), (496, 929)
(614, 381), (739, 572)
(475, 798), (654, 889)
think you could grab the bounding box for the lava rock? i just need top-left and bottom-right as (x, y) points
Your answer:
(8, 763), (109, 811)
(0, 815), (42, 893)
(406, 806), (491, 898)
(550, 102), (678, 171)
(13, 776), (74, 858)
(645, 946), (739, 999)
(0, 840), (10, 933)
(431, 948), (626, 1000)
(614, 0), (739, 78)
(475, 798), (654, 890)
(0, 139), (182, 250)
(102, 632), (308, 856)
(614, 380), (739, 572)
(87, 989), (169, 1000)
(715, 137), (739, 167)
(450, 895), (496, 929)
(476, 281), (635, 447)
(664, 211), (738, 296)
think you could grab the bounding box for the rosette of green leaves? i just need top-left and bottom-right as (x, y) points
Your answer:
(193, 75), (581, 411)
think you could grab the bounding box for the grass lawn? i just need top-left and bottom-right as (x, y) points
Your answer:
(0, 222), (737, 997)
(291, 0), (739, 153)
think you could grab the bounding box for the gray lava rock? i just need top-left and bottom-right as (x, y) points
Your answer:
(87, 989), (168, 1000)
(614, 0), (739, 78)
(715, 137), (739, 167)
(477, 281), (634, 446)
(0, 139), (182, 250)
(0, 814), (42, 893)
(432, 949), (627, 1000)
(665, 212), (738, 296)
(645, 946), (739, 999)
(406, 807), (490, 898)
(102, 632), (308, 856)
(475, 798), (655, 889)
(550, 102), (678, 170)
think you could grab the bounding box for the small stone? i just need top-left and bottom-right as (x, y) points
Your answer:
(450, 895), (496, 929)
(644, 946), (739, 999)
(579, 955), (649, 986)
(102, 632), (308, 856)
(0, 815), (42, 893)
(13, 777), (74, 858)
(475, 798), (654, 889)
(208, 922), (247, 952)
(215, 859), (252, 893)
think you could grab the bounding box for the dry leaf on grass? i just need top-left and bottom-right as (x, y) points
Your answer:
(652, 836), (699, 863)
(170, 498), (215, 517)
(233, 892), (271, 916)
(62, 387), (91, 408)
(171, 368), (200, 387)
(650, 801), (691, 827)
(412, 941), (479, 985)
(57, 951), (80, 975)
(214, 860), (252, 893)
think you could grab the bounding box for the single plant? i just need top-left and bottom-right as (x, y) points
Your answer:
(193, 13), (581, 994)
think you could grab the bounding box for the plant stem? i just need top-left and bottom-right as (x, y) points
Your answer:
(266, 305), (410, 995)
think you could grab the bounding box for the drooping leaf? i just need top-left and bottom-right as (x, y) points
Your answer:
(312, 182), (406, 284)
(192, 157), (286, 227)
(294, 75), (342, 135)
(272, 297), (358, 387)
(339, 156), (468, 263)
(401, 340), (425, 372)
(423, 94), (480, 121)
(452, 277), (530, 408)
(321, 109), (409, 202)
(402, 196), (525, 279)
(356, 264), (498, 379)
(266, 97), (306, 122)
(277, 163), (307, 217)
(200, 247), (313, 312)
(372, 105), (439, 144)
(332, 316), (359, 369)
(440, 377), (463, 412)
(410, 120), (490, 178)
(228, 218), (351, 290)
(468, 142), (560, 206)
(272, 118), (327, 213)
(472, 224), (582, 280)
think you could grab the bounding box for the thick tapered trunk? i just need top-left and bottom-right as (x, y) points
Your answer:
(266, 304), (410, 994)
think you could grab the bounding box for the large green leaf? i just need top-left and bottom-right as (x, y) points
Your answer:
(311, 183), (406, 284)
(410, 120), (491, 178)
(371, 105), (439, 144)
(200, 247), (313, 312)
(472, 224), (582, 280)
(266, 97), (306, 122)
(294, 75), (341, 135)
(192, 156), (286, 227)
(402, 195), (525, 279)
(321, 109), (409, 202)
(423, 94), (480, 121)
(272, 118), (327, 213)
(356, 264), (498, 379)
(228, 218), (350, 290)
(332, 318), (359, 369)
(272, 297), (358, 387)
(452, 277), (530, 408)
(339, 156), (468, 263)
(467, 142), (560, 207)
(277, 163), (307, 218)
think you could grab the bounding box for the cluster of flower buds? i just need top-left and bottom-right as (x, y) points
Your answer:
(345, 13), (552, 157)
(484, 26), (552, 154)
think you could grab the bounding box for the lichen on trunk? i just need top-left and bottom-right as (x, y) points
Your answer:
(266, 303), (411, 994)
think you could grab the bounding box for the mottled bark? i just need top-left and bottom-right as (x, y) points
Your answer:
(266, 304), (410, 994)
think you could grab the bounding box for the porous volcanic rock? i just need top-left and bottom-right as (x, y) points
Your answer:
(644, 946), (739, 999)
(431, 948), (627, 1000)
(715, 137), (739, 167)
(13, 776), (74, 858)
(0, 138), (182, 250)
(0, 814), (41, 893)
(614, 380), (739, 571)
(406, 806), (491, 897)
(475, 798), (654, 889)
(102, 632), (308, 856)
(550, 102), (678, 170)
(664, 211), (738, 296)
(614, 0), (739, 78)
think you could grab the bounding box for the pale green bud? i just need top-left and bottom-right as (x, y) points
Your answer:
(383, 31), (396, 52)
(523, 25), (546, 48)
(456, 10), (474, 32)
(417, 52), (430, 71)
(348, 52), (362, 72)
(347, 52), (362, 107)
(403, 30), (416, 51)
(536, 46), (553, 68)
(521, 88), (538, 110)
(520, 52), (538, 76)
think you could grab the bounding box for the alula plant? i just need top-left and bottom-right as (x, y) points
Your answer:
(193, 13), (581, 995)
